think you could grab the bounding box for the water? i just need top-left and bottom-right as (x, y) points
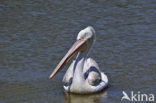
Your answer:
(0, 0), (156, 103)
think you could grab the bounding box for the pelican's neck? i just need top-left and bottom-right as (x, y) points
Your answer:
(72, 52), (86, 84)
(72, 43), (92, 83)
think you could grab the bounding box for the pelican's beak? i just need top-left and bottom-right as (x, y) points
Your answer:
(49, 39), (87, 79)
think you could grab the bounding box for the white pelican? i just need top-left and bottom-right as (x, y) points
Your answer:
(49, 26), (108, 94)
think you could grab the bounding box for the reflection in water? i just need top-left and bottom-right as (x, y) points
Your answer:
(63, 90), (107, 103)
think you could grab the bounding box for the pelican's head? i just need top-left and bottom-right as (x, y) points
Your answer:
(49, 26), (96, 79)
(77, 26), (96, 48)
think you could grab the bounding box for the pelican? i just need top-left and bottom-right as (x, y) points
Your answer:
(49, 26), (108, 94)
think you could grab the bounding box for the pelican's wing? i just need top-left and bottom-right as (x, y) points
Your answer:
(83, 58), (101, 86)
(63, 60), (75, 86)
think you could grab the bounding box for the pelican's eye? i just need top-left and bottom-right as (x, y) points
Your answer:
(80, 35), (85, 40)
(81, 33), (89, 40)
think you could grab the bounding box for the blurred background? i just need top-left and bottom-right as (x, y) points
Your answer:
(0, 0), (155, 103)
